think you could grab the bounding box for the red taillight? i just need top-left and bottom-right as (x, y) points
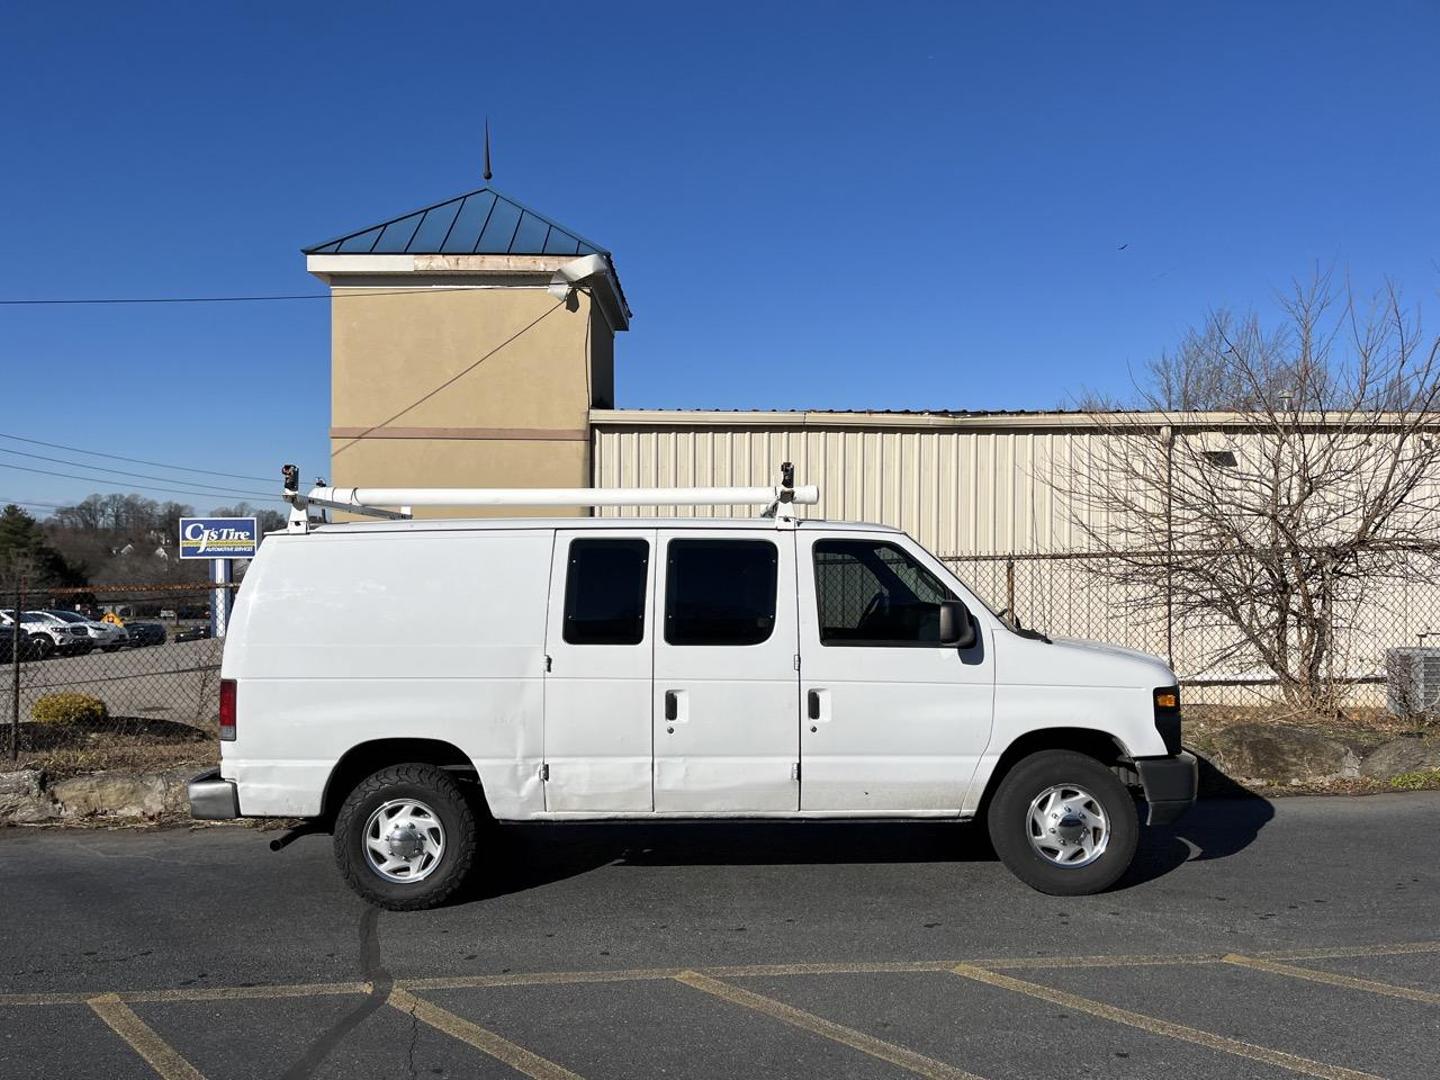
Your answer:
(219, 679), (236, 741)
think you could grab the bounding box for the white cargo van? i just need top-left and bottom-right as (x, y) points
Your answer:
(190, 472), (1196, 909)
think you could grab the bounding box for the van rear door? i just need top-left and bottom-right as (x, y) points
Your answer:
(543, 529), (657, 812)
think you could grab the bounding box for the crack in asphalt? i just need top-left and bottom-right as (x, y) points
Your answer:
(404, 998), (420, 1079)
(279, 905), (391, 1080)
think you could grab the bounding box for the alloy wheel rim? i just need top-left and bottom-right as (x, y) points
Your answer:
(363, 798), (446, 883)
(1025, 784), (1110, 868)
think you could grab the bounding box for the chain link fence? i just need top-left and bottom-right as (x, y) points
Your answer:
(4, 583), (232, 776)
(6, 551), (1436, 775)
(942, 548), (1440, 711)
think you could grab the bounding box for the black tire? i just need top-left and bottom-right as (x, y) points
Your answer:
(28, 634), (53, 660)
(333, 763), (478, 911)
(987, 749), (1139, 896)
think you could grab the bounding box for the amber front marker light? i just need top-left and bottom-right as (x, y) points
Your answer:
(1154, 689), (1179, 710)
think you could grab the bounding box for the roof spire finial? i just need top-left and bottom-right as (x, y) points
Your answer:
(482, 117), (493, 182)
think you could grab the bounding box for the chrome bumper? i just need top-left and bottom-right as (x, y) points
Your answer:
(188, 767), (240, 819)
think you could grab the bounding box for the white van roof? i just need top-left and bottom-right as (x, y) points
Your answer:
(283, 517), (903, 537)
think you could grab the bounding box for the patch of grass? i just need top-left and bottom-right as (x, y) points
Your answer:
(14, 717), (217, 780)
(1389, 769), (1440, 791)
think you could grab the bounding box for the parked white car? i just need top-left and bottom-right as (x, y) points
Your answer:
(190, 477), (1196, 910)
(45, 610), (129, 651)
(0, 609), (91, 659)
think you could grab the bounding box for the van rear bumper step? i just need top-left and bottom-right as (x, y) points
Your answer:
(1135, 752), (1198, 826)
(188, 768), (240, 820)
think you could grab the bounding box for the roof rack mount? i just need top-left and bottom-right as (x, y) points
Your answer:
(280, 464), (819, 533)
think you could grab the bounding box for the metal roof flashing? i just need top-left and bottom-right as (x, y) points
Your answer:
(303, 186), (609, 259)
(303, 186), (630, 326)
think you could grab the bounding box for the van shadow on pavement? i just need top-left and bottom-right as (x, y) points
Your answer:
(466, 765), (1274, 903)
(1120, 757), (1275, 888)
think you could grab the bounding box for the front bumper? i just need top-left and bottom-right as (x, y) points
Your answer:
(1135, 751), (1198, 825)
(188, 767), (240, 819)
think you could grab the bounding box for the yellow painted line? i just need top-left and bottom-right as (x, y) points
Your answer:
(980, 952), (1222, 970)
(121, 981), (370, 1004)
(1225, 953), (1440, 1006)
(0, 991), (92, 1006)
(1260, 940), (1440, 962)
(87, 993), (206, 1080)
(704, 960), (960, 977)
(950, 965), (1379, 1080)
(388, 987), (583, 1080)
(402, 968), (684, 991)
(4, 940), (1438, 1009)
(674, 970), (986, 1080)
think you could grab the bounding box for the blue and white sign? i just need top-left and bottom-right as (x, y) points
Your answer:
(179, 517), (258, 560)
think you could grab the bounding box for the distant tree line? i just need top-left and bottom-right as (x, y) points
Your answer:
(0, 494), (284, 593)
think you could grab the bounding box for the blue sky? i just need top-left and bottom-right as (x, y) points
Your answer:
(2, 1), (1437, 513)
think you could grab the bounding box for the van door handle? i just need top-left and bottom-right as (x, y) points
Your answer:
(807, 688), (830, 729)
(665, 691), (678, 721)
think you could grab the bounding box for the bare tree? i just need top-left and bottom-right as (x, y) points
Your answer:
(1065, 274), (1440, 713)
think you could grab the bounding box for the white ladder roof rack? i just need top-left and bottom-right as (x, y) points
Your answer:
(280, 464), (819, 533)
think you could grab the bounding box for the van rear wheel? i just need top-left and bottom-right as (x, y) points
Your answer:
(333, 763), (477, 910)
(987, 750), (1138, 896)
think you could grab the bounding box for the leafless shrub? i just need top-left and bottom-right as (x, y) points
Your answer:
(1065, 273), (1440, 714)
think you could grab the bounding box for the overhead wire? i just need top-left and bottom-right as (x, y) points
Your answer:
(0, 432), (273, 485)
(0, 461), (285, 506)
(0, 446), (274, 500)
(0, 284), (555, 306)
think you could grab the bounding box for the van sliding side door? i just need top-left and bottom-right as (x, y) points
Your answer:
(652, 529), (800, 813)
(542, 529), (657, 812)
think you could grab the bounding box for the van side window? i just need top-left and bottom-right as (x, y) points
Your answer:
(665, 539), (777, 646)
(562, 538), (650, 645)
(813, 539), (957, 646)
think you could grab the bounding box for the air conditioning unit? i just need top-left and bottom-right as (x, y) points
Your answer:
(1385, 647), (1440, 716)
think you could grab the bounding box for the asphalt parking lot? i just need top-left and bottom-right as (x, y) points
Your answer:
(3, 792), (1438, 1080)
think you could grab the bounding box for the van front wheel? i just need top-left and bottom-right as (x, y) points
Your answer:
(333, 764), (477, 910)
(987, 750), (1138, 896)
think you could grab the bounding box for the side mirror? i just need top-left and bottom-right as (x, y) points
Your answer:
(938, 600), (976, 649)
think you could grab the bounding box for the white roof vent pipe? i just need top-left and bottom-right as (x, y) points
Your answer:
(547, 253), (611, 303)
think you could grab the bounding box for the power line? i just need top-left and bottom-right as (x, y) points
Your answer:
(0, 285), (553, 307)
(0, 293), (330, 306)
(0, 432), (273, 484)
(0, 446), (274, 500)
(0, 461), (285, 506)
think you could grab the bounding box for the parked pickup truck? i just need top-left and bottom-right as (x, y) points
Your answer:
(190, 477), (1196, 910)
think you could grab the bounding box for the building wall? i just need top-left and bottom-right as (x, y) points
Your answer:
(589, 412), (1107, 556)
(329, 281), (605, 516)
(590, 411), (1428, 702)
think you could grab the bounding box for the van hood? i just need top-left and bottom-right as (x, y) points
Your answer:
(1046, 636), (1176, 687)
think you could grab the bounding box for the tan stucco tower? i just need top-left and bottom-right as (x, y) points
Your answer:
(305, 187), (629, 516)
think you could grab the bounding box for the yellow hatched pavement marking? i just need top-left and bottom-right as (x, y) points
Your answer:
(6, 940), (1440, 1009)
(1262, 940), (1440, 962)
(950, 964), (1379, 1080)
(1225, 953), (1440, 1006)
(674, 970), (986, 1080)
(388, 987), (583, 1080)
(87, 993), (206, 1080)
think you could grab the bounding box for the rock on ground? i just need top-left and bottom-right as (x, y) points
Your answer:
(1360, 736), (1440, 780)
(0, 768), (192, 824)
(1202, 722), (1361, 784)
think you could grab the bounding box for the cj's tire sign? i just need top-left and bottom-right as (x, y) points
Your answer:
(179, 517), (259, 560)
